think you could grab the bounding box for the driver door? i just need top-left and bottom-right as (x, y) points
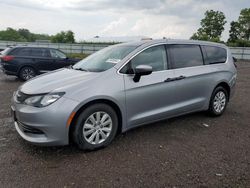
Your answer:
(49, 49), (70, 70)
(121, 45), (177, 128)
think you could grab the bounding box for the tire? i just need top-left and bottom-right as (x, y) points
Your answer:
(208, 86), (228, 116)
(19, 66), (36, 81)
(72, 103), (118, 151)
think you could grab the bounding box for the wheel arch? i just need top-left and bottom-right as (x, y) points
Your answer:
(214, 81), (231, 101)
(68, 99), (123, 143)
(18, 65), (38, 76)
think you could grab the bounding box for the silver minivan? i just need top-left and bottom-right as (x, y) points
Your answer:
(11, 39), (237, 150)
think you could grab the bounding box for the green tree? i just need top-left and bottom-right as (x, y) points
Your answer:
(0, 27), (26, 41)
(228, 21), (241, 42)
(191, 10), (227, 42)
(238, 8), (250, 40)
(51, 30), (75, 43)
(18, 28), (35, 42)
(228, 8), (250, 46)
(0, 28), (51, 42)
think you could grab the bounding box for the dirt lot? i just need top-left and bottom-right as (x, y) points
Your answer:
(0, 62), (249, 188)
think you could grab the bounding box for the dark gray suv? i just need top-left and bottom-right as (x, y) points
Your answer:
(0, 46), (79, 80)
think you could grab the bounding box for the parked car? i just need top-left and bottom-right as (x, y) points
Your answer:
(11, 39), (237, 150)
(0, 46), (80, 80)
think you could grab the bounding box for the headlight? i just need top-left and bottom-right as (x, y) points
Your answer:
(24, 92), (65, 107)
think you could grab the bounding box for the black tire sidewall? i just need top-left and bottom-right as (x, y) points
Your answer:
(19, 67), (36, 81)
(73, 103), (118, 151)
(209, 86), (228, 116)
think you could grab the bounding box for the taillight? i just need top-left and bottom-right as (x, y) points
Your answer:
(234, 62), (237, 68)
(2, 55), (14, 62)
(233, 57), (237, 68)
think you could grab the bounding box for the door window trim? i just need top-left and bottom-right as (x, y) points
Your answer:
(166, 44), (205, 70)
(118, 43), (169, 75)
(201, 45), (227, 65)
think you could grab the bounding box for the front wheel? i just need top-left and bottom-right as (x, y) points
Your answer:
(19, 66), (36, 81)
(208, 86), (228, 116)
(72, 103), (118, 151)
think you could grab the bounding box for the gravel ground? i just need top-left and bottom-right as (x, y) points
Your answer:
(0, 62), (249, 188)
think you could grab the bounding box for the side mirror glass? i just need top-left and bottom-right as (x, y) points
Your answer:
(133, 65), (152, 82)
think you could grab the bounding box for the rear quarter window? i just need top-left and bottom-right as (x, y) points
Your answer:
(11, 48), (31, 56)
(202, 46), (227, 64)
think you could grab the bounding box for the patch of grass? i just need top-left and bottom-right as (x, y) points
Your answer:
(67, 53), (89, 59)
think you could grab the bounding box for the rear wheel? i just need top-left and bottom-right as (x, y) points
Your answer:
(72, 103), (118, 151)
(19, 66), (36, 81)
(208, 86), (228, 116)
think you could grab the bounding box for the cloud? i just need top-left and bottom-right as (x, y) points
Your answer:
(100, 17), (128, 36)
(0, 0), (249, 41)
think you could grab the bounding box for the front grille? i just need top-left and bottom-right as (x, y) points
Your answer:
(15, 90), (29, 103)
(17, 121), (44, 134)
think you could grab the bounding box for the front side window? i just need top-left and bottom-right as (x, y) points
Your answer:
(50, 49), (66, 59)
(169, 45), (203, 69)
(121, 45), (167, 74)
(73, 45), (137, 72)
(203, 46), (227, 64)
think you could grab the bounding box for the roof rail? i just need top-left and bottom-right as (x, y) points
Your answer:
(141, 37), (153, 41)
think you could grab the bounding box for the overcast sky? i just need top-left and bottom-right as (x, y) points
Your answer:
(0, 0), (249, 41)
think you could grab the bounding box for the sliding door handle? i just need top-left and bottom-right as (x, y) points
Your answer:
(164, 78), (176, 82)
(164, 76), (186, 82)
(175, 75), (186, 80)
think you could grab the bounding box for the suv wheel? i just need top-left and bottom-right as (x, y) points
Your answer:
(72, 103), (118, 151)
(208, 86), (228, 116)
(19, 66), (36, 81)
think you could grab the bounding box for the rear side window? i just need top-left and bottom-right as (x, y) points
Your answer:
(203, 46), (227, 64)
(31, 48), (49, 57)
(13, 48), (31, 56)
(168, 45), (203, 69)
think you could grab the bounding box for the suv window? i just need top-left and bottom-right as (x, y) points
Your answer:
(203, 46), (227, 64)
(31, 48), (49, 57)
(121, 45), (167, 74)
(13, 48), (31, 56)
(50, 49), (66, 59)
(168, 45), (203, 69)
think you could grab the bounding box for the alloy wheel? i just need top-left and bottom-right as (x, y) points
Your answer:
(82, 111), (112, 145)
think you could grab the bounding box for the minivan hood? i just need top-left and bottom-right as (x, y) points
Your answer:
(20, 68), (99, 94)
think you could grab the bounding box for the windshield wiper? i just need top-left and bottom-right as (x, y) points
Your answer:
(73, 67), (89, 72)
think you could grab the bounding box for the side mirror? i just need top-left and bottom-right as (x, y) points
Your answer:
(233, 57), (237, 63)
(133, 65), (152, 82)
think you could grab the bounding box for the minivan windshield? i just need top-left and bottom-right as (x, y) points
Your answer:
(73, 45), (136, 72)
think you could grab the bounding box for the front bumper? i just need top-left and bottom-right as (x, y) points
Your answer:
(11, 96), (79, 146)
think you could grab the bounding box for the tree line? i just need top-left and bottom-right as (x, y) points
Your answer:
(191, 8), (250, 47)
(0, 28), (75, 43)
